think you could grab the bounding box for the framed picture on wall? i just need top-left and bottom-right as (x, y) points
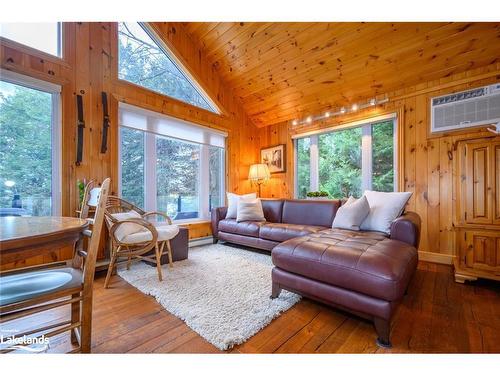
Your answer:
(261, 144), (286, 173)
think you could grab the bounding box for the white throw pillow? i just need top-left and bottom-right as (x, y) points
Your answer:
(360, 190), (412, 234)
(226, 192), (257, 219)
(109, 211), (143, 242)
(344, 196), (356, 206)
(332, 196), (370, 231)
(236, 198), (265, 222)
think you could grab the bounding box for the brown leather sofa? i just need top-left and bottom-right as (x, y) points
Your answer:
(211, 198), (421, 348)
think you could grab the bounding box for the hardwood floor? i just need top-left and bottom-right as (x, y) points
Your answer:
(2, 261), (499, 353)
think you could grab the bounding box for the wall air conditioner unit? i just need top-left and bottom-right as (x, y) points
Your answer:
(430, 83), (500, 133)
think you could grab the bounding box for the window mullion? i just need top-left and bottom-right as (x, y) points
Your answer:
(144, 132), (157, 212)
(199, 144), (210, 220)
(361, 124), (373, 192)
(310, 135), (319, 192)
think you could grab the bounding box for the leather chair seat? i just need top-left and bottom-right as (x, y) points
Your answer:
(259, 223), (327, 242)
(218, 219), (265, 238)
(272, 228), (418, 301)
(0, 268), (83, 306)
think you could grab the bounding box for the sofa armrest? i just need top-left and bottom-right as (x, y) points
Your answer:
(211, 207), (228, 239)
(389, 211), (421, 248)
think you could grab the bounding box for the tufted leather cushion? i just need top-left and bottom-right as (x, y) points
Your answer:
(272, 228), (418, 301)
(218, 219), (264, 238)
(259, 223), (327, 242)
(282, 199), (341, 227)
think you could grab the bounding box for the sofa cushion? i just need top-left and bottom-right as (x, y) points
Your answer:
(261, 199), (284, 223)
(259, 223), (326, 242)
(122, 224), (180, 244)
(218, 231), (278, 251)
(218, 219), (264, 238)
(332, 195), (370, 231)
(360, 190), (412, 234)
(237, 198), (265, 222)
(271, 228), (418, 301)
(226, 192), (257, 219)
(109, 211), (143, 242)
(282, 199), (340, 227)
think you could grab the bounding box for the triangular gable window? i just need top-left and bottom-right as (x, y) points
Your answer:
(118, 22), (219, 113)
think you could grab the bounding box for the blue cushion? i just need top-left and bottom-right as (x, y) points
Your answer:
(0, 268), (83, 306)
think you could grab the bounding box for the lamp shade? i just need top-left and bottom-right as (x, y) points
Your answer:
(248, 163), (271, 181)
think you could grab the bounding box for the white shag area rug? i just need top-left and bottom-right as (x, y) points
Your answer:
(117, 244), (300, 350)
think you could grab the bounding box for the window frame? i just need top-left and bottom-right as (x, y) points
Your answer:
(0, 69), (62, 215)
(294, 113), (398, 198)
(118, 120), (226, 223)
(116, 22), (222, 115)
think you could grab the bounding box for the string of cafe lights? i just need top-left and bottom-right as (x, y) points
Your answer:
(291, 97), (389, 126)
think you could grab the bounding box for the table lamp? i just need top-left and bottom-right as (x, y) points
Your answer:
(248, 163), (270, 197)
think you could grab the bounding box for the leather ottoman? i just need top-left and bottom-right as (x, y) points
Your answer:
(271, 228), (418, 348)
(145, 226), (189, 265)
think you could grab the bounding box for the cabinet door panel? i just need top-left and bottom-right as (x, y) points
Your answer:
(465, 231), (500, 272)
(494, 142), (500, 225)
(465, 142), (492, 224)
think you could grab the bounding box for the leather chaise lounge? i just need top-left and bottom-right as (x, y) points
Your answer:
(211, 199), (421, 348)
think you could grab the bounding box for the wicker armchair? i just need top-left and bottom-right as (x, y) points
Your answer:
(103, 196), (178, 288)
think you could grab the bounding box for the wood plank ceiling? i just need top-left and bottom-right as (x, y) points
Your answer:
(183, 22), (500, 127)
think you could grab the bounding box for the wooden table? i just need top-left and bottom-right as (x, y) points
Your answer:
(0, 216), (89, 271)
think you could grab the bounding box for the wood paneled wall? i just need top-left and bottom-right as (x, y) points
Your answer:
(2, 22), (499, 264)
(0, 22), (259, 241)
(257, 63), (500, 262)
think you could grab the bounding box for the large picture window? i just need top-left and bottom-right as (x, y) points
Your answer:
(0, 71), (61, 216)
(295, 116), (397, 199)
(119, 103), (226, 221)
(118, 22), (219, 113)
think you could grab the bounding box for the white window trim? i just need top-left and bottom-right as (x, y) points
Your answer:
(0, 69), (62, 215)
(309, 135), (319, 191)
(144, 132), (157, 213)
(361, 125), (373, 192)
(199, 144), (210, 220)
(294, 113), (398, 198)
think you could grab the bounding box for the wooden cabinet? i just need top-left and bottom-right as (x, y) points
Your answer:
(494, 142), (500, 225)
(455, 229), (500, 282)
(455, 138), (500, 283)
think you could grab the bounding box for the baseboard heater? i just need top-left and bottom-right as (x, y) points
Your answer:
(189, 236), (214, 248)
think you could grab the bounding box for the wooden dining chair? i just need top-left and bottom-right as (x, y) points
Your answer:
(0, 178), (111, 354)
(78, 179), (95, 221)
(79, 181), (102, 228)
(103, 196), (178, 288)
